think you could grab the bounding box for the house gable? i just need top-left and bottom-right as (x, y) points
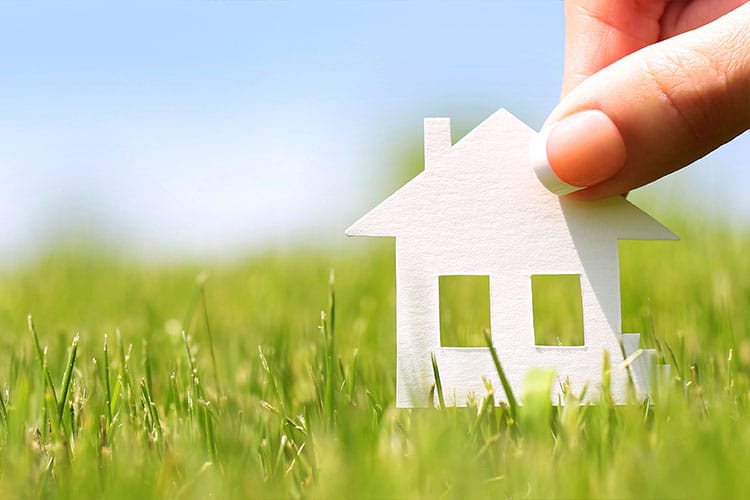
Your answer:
(346, 108), (677, 243)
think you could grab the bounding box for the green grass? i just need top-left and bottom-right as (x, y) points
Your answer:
(0, 215), (747, 499)
(439, 275), (491, 347)
(531, 274), (585, 346)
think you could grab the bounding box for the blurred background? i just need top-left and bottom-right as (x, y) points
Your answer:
(1, 1), (748, 264)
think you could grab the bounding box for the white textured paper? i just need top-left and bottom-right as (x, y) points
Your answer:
(346, 109), (676, 407)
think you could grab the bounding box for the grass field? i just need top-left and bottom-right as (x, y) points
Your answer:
(0, 213), (747, 499)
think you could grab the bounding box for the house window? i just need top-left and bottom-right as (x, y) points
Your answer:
(531, 274), (584, 346)
(439, 275), (490, 347)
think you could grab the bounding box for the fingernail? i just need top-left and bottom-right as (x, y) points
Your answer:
(530, 109), (626, 195)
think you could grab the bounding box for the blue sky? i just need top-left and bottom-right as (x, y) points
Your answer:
(1, 1), (747, 261)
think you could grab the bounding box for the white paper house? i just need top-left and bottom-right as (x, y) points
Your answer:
(346, 109), (676, 407)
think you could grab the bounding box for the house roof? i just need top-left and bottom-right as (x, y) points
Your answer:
(346, 108), (677, 242)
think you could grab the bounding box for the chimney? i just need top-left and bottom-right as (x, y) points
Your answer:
(424, 118), (452, 169)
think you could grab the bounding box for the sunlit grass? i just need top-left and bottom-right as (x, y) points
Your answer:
(439, 275), (491, 347)
(0, 215), (746, 498)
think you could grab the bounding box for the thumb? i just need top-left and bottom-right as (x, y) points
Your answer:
(532, 3), (750, 200)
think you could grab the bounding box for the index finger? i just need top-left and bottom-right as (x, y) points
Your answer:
(562, 0), (665, 95)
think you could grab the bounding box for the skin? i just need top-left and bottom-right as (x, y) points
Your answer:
(544, 0), (750, 200)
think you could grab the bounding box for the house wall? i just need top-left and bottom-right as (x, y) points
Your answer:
(395, 234), (630, 408)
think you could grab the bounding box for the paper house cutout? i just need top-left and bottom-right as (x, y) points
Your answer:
(346, 109), (676, 407)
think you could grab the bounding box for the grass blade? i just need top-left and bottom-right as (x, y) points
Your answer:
(103, 334), (113, 427)
(140, 378), (163, 450)
(58, 334), (79, 426)
(200, 285), (222, 397)
(27, 315), (60, 408)
(430, 352), (446, 409)
(483, 329), (517, 418)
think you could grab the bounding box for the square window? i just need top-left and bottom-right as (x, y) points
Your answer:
(531, 274), (584, 346)
(439, 275), (490, 347)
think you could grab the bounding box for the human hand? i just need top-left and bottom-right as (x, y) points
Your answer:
(532, 0), (750, 200)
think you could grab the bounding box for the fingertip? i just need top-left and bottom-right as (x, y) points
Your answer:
(547, 109), (626, 186)
(532, 109), (627, 197)
(530, 127), (583, 195)
(546, 110), (627, 188)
